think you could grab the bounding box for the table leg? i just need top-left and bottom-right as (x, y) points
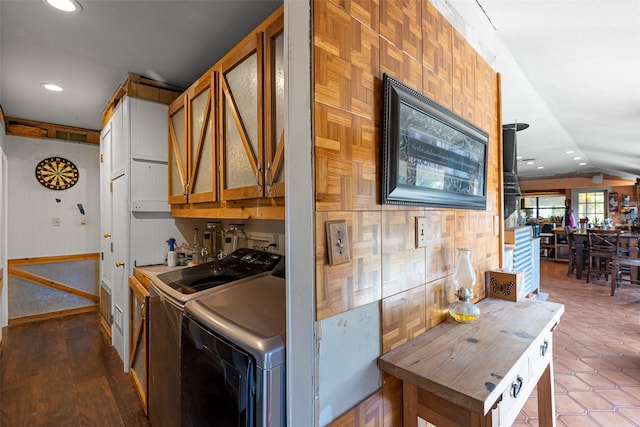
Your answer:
(537, 362), (556, 427)
(403, 381), (418, 427)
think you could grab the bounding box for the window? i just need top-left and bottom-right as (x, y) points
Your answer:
(521, 195), (566, 221)
(577, 191), (606, 223)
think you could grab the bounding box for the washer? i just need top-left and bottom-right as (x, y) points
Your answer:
(148, 249), (283, 427)
(181, 272), (286, 427)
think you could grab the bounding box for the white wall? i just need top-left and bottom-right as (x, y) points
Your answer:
(5, 135), (100, 259)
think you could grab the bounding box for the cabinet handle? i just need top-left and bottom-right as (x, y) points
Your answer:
(140, 302), (145, 319)
(256, 165), (263, 193)
(104, 233), (111, 238)
(115, 261), (125, 267)
(511, 375), (524, 398)
(266, 162), (274, 190)
(540, 340), (549, 356)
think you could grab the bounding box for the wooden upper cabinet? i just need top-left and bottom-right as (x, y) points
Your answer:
(264, 12), (285, 198)
(219, 32), (264, 201)
(168, 72), (217, 205)
(219, 6), (284, 201)
(187, 73), (217, 203)
(168, 95), (188, 204)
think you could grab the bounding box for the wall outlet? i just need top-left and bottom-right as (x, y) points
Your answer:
(52, 217), (61, 227)
(415, 217), (427, 248)
(326, 220), (351, 265)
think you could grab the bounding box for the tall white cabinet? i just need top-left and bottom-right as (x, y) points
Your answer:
(100, 96), (179, 371)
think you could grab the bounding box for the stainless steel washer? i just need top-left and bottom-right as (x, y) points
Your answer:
(148, 249), (283, 427)
(181, 273), (286, 427)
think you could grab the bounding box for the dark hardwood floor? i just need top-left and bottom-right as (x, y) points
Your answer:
(0, 312), (150, 426)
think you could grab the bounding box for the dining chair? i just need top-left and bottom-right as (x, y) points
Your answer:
(565, 226), (585, 276)
(586, 229), (621, 283)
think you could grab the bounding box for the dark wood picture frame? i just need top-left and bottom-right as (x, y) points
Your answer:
(381, 74), (489, 209)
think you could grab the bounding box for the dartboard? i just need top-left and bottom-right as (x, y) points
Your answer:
(35, 157), (79, 190)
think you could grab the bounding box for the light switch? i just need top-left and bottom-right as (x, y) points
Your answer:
(326, 220), (351, 265)
(415, 217), (427, 248)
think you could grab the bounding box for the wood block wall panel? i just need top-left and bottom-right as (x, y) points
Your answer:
(422, 68), (453, 111)
(379, 0), (422, 62)
(423, 210), (455, 284)
(381, 285), (427, 353)
(452, 30), (476, 123)
(475, 54), (495, 133)
(315, 103), (378, 212)
(316, 211), (382, 321)
(313, 0), (502, 424)
(382, 210), (426, 298)
(329, 0), (380, 32)
(422, 1), (452, 84)
(380, 39), (423, 95)
(426, 277), (450, 329)
(328, 389), (385, 427)
(314, 1), (379, 121)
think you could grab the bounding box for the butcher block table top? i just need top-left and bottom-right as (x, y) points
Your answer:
(379, 298), (564, 425)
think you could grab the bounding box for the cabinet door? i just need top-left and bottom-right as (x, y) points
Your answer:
(168, 94), (188, 204)
(110, 101), (126, 180)
(264, 13), (285, 198)
(187, 72), (217, 203)
(219, 33), (264, 201)
(100, 123), (114, 291)
(130, 97), (169, 162)
(129, 275), (149, 415)
(112, 175), (131, 369)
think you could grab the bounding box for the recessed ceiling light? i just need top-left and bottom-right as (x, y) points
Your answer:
(526, 161), (535, 165)
(573, 156), (582, 160)
(578, 162), (587, 166)
(536, 166), (544, 169)
(516, 156), (522, 160)
(565, 150), (575, 154)
(44, 0), (82, 13)
(41, 83), (63, 92)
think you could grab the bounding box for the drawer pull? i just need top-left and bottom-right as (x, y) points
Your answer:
(540, 340), (549, 356)
(511, 375), (524, 398)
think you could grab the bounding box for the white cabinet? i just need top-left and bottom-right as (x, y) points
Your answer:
(101, 96), (179, 371)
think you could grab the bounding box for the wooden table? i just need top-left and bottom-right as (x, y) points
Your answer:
(378, 298), (564, 427)
(573, 232), (638, 279)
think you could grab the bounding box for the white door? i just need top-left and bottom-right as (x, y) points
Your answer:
(100, 123), (114, 292)
(111, 174), (131, 371)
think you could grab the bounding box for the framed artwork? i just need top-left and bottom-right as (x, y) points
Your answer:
(608, 192), (619, 212)
(381, 74), (488, 209)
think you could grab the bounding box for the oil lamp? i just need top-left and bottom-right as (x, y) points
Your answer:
(448, 248), (480, 323)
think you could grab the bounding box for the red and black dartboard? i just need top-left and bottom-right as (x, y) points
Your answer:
(35, 157), (79, 190)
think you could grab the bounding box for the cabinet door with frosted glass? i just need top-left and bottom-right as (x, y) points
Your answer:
(187, 72), (216, 203)
(264, 13), (285, 198)
(219, 32), (264, 201)
(168, 94), (188, 204)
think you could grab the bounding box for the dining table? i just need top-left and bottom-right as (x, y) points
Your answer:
(573, 230), (639, 280)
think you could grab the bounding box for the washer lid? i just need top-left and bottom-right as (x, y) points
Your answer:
(185, 275), (286, 369)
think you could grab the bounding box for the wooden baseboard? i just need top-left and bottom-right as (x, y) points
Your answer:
(8, 305), (97, 326)
(100, 316), (112, 342)
(8, 253), (99, 267)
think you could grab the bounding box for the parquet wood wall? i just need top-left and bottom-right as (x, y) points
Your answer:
(314, 1), (502, 425)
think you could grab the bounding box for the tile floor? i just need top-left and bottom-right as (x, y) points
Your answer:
(513, 260), (640, 426)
